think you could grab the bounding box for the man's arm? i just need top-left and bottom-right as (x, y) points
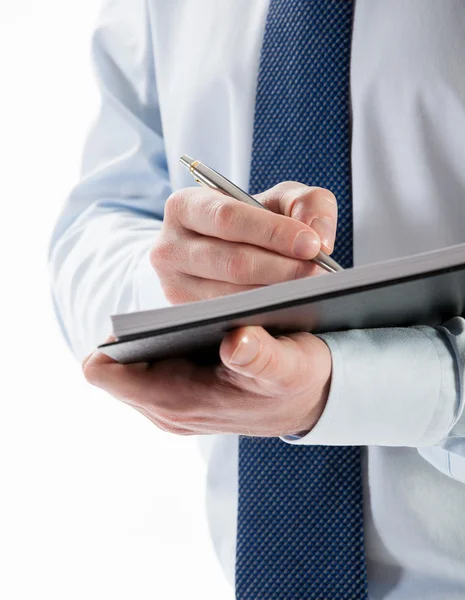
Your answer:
(49, 0), (171, 360)
(50, 0), (465, 485)
(283, 319), (465, 483)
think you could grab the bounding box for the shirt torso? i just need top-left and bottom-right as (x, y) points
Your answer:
(148, 1), (465, 597)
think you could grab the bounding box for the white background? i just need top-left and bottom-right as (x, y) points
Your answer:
(0, 2), (232, 598)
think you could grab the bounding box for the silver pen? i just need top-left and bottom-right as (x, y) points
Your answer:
(179, 154), (343, 274)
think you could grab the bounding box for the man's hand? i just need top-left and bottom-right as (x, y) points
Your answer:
(83, 181), (338, 437)
(83, 325), (332, 437)
(150, 181), (337, 303)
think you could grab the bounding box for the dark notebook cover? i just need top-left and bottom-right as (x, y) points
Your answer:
(99, 243), (465, 364)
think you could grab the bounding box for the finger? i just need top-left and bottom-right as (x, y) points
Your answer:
(82, 350), (153, 404)
(255, 182), (338, 253)
(81, 351), (95, 371)
(81, 334), (117, 370)
(219, 326), (324, 392)
(83, 354), (205, 418)
(164, 187), (321, 260)
(161, 271), (262, 304)
(166, 233), (319, 286)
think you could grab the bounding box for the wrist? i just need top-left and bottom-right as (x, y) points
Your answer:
(293, 335), (332, 436)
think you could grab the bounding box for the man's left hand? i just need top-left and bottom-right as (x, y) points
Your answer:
(83, 326), (331, 438)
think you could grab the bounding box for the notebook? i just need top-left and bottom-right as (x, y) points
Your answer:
(99, 242), (465, 364)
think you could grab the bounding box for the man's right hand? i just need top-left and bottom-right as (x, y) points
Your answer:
(150, 181), (338, 304)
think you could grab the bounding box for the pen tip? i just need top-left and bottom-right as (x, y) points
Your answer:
(180, 154), (194, 168)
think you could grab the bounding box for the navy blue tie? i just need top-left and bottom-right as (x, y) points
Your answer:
(235, 2), (367, 599)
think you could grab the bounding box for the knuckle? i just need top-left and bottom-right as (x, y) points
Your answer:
(211, 201), (237, 231)
(311, 187), (337, 206)
(254, 349), (277, 379)
(264, 221), (283, 246)
(255, 348), (297, 392)
(290, 192), (313, 211)
(292, 193), (337, 226)
(261, 181), (302, 209)
(163, 281), (194, 305)
(149, 239), (175, 268)
(82, 362), (99, 385)
(273, 181), (305, 196)
(283, 187), (316, 219)
(225, 250), (250, 283)
(164, 191), (185, 219)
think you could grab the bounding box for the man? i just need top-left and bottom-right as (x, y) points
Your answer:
(49, 0), (465, 598)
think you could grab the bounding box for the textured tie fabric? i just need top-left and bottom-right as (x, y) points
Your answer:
(235, 1), (367, 599)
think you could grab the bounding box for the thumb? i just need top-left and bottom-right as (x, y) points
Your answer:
(220, 326), (317, 390)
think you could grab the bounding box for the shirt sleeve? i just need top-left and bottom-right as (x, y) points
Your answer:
(48, 0), (171, 361)
(281, 317), (465, 483)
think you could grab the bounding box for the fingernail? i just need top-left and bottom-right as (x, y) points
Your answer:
(229, 333), (261, 366)
(293, 230), (320, 259)
(311, 217), (335, 251)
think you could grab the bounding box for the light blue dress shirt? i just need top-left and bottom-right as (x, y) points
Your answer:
(49, 1), (465, 598)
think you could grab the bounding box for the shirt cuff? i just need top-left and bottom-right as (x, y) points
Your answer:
(281, 326), (458, 447)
